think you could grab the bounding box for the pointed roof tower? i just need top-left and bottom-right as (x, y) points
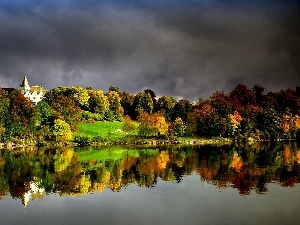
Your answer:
(20, 75), (29, 88)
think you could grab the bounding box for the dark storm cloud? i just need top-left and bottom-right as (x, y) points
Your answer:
(0, 0), (299, 100)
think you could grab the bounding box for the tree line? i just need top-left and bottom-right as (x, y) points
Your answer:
(0, 84), (300, 144)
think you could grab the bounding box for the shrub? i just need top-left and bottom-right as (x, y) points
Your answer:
(81, 111), (103, 121)
(73, 135), (92, 145)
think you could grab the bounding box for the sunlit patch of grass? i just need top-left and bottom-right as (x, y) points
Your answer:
(75, 121), (137, 140)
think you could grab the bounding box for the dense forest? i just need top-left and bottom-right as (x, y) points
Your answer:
(0, 84), (300, 145)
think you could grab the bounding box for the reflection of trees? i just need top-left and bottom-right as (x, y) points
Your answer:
(194, 143), (300, 195)
(0, 142), (300, 204)
(53, 155), (83, 194)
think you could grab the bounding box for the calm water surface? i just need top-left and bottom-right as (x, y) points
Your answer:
(0, 143), (300, 225)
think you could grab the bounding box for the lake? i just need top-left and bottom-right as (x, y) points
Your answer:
(0, 142), (299, 225)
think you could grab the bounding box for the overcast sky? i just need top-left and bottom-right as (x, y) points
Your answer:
(0, 0), (299, 100)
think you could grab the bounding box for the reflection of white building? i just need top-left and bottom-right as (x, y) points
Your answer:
(20, 76), (45, 106)
(22, 181), (45, 208)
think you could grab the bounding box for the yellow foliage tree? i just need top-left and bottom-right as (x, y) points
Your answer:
(155, 114), (169, 135)
(229, 110), (242, 130)
(53, 119), (73, 142)
(71, 86), (90, 107)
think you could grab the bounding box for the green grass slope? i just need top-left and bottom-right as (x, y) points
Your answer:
(76, 121), (137, 140)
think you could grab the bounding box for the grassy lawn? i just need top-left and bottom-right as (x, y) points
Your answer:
(75, 121), (138, 140)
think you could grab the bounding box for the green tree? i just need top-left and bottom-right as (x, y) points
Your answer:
(171, 99), (192, 123)
(169, 117), (185, 137)
(51, 86), (90, 109)
(34, 101), (54, 127)
(0, 89), (10, 141)
(256, 107), (281, 139)
(122, 116), (136, 134)
(156, 96), (175, 122)
(106, 91), (124, 121)
(88, 90), (109, 118)
(144, 89), (157, 108)
(132, 92), (154, 119)
(109, 86), (121, 94)
(120, 92), (135, 118)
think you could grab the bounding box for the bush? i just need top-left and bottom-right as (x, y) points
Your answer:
(74, 135), (92, 145)
(81, 111), (103, 121)
(92, 135), (103, 143)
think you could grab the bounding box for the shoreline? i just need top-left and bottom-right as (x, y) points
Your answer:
(1, 137), (298, 150)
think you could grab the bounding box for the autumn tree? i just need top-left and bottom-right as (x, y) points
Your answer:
(229, 110), (242, 137)
(281, 114), (300, 138)
(46, 94), (81, 131)
(229, 84), (255, 109)
(10, 94), (34, 137)
(154, 114), (169, 135)
(210, 91), (232, 116)
(188, 102), (220, 137)
(276, 88), (299, 115)
(137, 112), (168, 136)
(53, 119), (73, 142)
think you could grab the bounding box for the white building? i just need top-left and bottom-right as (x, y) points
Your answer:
(20, 76), (45, 106)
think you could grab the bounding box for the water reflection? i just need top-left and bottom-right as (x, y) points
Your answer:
(0, 142), (299, 206)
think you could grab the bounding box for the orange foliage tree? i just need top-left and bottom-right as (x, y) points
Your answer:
(282, 114), (300, 138)
(137, 112), (168, 136)
(229, 111), (242, 137)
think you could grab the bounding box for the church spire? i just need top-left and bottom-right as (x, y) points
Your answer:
(20, 75), (29, 88)
(20, 75), (30, 94)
